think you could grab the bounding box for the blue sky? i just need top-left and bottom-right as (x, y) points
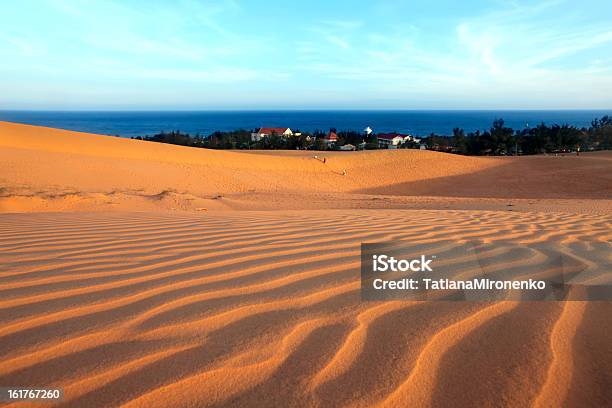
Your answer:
(1, 0), (612, 109)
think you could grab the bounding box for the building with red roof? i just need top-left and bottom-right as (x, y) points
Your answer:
(326, 129), (338, 142)
(251, 127), (293, 141)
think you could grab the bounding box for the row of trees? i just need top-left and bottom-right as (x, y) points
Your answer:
(132, 116), (612, 155)
(423, 116), (611, 155)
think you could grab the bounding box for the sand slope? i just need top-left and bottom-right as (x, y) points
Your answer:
(1, 121), (610, 212)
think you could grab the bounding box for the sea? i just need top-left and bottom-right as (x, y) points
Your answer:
(0, 110), (610, 138)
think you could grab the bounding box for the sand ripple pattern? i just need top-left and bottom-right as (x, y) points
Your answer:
(0, 210), (610, 407)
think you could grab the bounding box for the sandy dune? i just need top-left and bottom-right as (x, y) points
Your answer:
(0, 122), (611, 407)
(1, 121), (610, 213)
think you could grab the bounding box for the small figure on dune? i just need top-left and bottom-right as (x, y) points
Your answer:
(323, 158), (326, 164)
(342, 169), (347, 176)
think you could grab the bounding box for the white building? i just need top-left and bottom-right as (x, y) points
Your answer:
(251, 127), (293, 142)
(377, 132), (412, 149)
(339, 144), (356, 151)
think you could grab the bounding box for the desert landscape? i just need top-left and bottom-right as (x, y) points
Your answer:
(0, 121), (611, 407)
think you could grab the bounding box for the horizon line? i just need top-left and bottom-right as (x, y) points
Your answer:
(2, 108), (612, 113)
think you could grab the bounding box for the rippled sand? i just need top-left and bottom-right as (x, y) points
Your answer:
(0, 122), (610, 407)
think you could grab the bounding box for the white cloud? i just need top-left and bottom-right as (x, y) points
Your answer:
(326, 35), (350, 49)
(296, 0), (612, 105)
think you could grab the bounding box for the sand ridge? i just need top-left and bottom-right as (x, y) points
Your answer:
(2, 121), (610, 213)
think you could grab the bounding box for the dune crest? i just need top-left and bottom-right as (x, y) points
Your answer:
(2, 121), (610, 213)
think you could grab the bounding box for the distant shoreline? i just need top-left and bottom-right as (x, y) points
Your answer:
(1, 109), (611, 139)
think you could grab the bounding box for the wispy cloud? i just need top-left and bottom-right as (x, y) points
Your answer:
(297, 0), (612, 92)
(325, 35), (350, 49)
(309, 19), (364, 50)
(1, 0), (611, 109)
(320, 19), (363, 30)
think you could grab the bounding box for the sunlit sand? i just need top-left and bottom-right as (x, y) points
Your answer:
(0, 122), (610, 407)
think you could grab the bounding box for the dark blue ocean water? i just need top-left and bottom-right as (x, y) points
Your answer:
(1, 110), (610, 138)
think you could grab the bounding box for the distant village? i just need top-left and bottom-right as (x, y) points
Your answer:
(134, 115), (612, 156)
(249, 126), (422, 151)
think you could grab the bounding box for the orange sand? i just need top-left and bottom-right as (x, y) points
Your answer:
(2, 121), (611, 213)
(0, 122), (611, 407)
